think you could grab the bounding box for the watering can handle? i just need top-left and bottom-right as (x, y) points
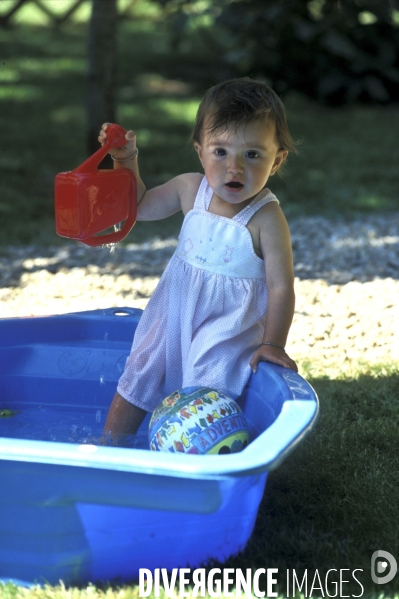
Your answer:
(74, 124), (129, 174)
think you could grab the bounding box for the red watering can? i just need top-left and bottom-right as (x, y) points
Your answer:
(54, 124), (137, 247)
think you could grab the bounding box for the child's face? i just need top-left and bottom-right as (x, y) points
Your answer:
(194, 117), (288, 206)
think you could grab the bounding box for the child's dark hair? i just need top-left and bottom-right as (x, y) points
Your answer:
(191, 78), (297, 157)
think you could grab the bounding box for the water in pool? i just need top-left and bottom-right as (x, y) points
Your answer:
(0, 404), (149, 449)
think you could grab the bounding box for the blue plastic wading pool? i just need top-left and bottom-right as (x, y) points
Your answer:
(0, 308), (318, 586)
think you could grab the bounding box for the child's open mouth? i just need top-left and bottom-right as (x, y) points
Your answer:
(225, 181), (244, 191)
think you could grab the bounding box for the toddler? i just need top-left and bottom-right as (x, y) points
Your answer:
(99, 78), (298, 443)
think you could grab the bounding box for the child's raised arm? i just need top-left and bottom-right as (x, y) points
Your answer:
(99, 123), (193, 222)
(249, 202), (298, 373)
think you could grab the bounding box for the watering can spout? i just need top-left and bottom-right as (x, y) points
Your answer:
(54, 124), (137, 247)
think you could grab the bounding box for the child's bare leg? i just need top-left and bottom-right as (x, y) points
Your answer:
(102, 391), (147, 444)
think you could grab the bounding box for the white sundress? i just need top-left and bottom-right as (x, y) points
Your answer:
(117, 176), (279, 412)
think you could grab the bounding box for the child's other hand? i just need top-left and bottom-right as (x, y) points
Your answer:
(249, 345), (298, 374)
(98, 122), (137, 162)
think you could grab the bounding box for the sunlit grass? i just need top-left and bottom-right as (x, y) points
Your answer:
(298, 355), (398, 381)
(0, 69), (19, 82)
(0, 85), (42, 100)
(119, 98), (200, 130)
(1, 578), (397, 599)
(50, 105), (85, 125)
(8, 57), (85, 74)
(148, 98), (199, 123)
(355, 194), (386, 209)
(0, 583), (144, 599)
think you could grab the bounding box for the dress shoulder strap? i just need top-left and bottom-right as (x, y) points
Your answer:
(193, 175), (213, 210)
(233, 189), (279, 226)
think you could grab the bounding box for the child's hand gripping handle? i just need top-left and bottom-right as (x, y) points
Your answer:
(74, 123), (129, 174)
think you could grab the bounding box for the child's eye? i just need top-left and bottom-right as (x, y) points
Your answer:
(214, 148), (227, 156)
(246, 150), (260, 159)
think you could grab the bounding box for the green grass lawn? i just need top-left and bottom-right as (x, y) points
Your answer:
(0, 8), (399, 599)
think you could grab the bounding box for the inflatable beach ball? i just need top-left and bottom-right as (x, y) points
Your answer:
(148, 387), (249, 455)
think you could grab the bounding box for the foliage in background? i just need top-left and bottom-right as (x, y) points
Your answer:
(152, 0), (399, 105)
(0, 12), (398, 246)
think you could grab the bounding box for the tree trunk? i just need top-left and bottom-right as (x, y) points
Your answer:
(86, 0), (117, 160)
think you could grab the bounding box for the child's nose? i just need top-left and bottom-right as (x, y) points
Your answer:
(227, 155), (244, 173)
